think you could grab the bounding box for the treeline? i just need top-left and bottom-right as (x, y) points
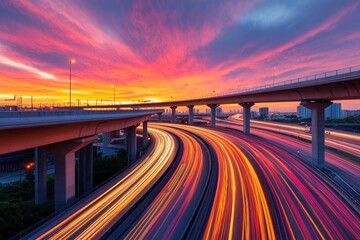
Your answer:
(326, 115), (360, 123)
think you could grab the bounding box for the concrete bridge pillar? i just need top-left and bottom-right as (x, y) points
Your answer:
(102, 132), (111, 151)
(78, 144), (93, 196)
(301, 100), (332, 168)
(170, 106), (177, 123)
(207, 104), (219, 128)
(127, 125), (138, 164)
(44, 136), (96, 211)
(142, 121), (148, 148)
(35, 148), (47, 205)
(157, 112), (162, 122)
(187, 105), (194, 125)
(239, 102), (255, 135)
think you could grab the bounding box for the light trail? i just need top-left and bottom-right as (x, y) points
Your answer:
(116, 123), (275, 239)
(123, 124), (213, 239)
(232, 114), (360, 142)
(190, 126), (276, 240)
(23, 120), (360, 239)
(25, 127), (177, 240)
(228, 114), (360, 157)
(162, 124), (275, 239)
(121, 123), (359, 239)
(223, 116), (360, 184)
(218, 127), (360, 239)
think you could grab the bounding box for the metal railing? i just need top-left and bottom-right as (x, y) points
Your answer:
(2, 65), (359, 108)
(193, 64), (360, 100)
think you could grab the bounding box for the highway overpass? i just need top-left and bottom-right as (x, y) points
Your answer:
(86, 65), (360, 168)
(0, 110), (163, 210)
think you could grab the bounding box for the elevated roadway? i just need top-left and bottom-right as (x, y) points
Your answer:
(0, 110), (162, 154)
(0, 110), (163, 210)
(85, 66), (360, 168)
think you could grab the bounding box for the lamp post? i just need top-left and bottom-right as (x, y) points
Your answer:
(111, 85), (115, 105)
(69, 59), (75, 107)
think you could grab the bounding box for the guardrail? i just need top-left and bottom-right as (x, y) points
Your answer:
(197, 64), (360, 99)
(0, 109), (163, 118)
(2, 65), (360, 108)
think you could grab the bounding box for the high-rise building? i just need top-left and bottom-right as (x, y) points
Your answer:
(297, 103), (342, 120)
(297, 105), (311, 119)
(259, 107), (269, 118)
(325, 103), (342, 119)
(250, 111), (258, 119)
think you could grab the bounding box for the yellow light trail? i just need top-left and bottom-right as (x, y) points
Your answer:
(31, 127), (177, 240)
(124, 124), (206, 239)
(163, 125), (276, 240)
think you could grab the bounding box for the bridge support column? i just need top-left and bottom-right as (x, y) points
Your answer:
(157, 112), (162, 122)
(187, 105), (194, 125)
(142, 121), (148, 148)
(170, 106), (177, 123)
(78, 144), (93, 196)
(239, 102), (255, 135)
(44, 136), (96, 211)
(301, 100), (332, 168)
(35, 148), (47, 205)
(207, 104), (219, 128)
(127, 125), (138, 164)
(102, 132), (111, 151)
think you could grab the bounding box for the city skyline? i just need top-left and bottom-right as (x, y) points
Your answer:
(1, 0), (360, 111)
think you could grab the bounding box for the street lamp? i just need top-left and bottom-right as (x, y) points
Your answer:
(69, 59), (76, 107)
(111, 85), (115, 105)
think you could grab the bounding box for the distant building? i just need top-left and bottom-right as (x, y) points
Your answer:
(259, 107), (269, 118)
(297, 105), (311, 119)
(216, 107), (222, 117)
(297, 103), (342, 120)
(0, 105), (19, 111)
(250, 111), (258, 119)
(342, 110), (360, 118)
(325, 103), (342, 119)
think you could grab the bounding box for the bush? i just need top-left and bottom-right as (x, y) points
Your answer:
(93, 150), (128, 186)
(0, 201), (23, 239)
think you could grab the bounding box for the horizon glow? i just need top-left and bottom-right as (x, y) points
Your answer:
(0, 0), (359, 110)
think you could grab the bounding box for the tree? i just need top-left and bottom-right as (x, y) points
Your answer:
(0, 201), (23, 239)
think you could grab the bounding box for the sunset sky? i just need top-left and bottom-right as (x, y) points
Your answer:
(0, 0), (359, 111)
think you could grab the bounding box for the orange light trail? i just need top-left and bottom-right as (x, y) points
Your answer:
(124, 124), (208, 239)
(28, 127), (177, 239)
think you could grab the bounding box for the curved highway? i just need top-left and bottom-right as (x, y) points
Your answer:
(116, 123), (359, 239)
(23, 127), (178, 239)
(228, 114), (360, 157)
(215, 127), (360, 239)
(222, 116), (360, 193)
(111, 124), (276, 239)
(22, 121), (360, 239)
(113, 124), (217, 239)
